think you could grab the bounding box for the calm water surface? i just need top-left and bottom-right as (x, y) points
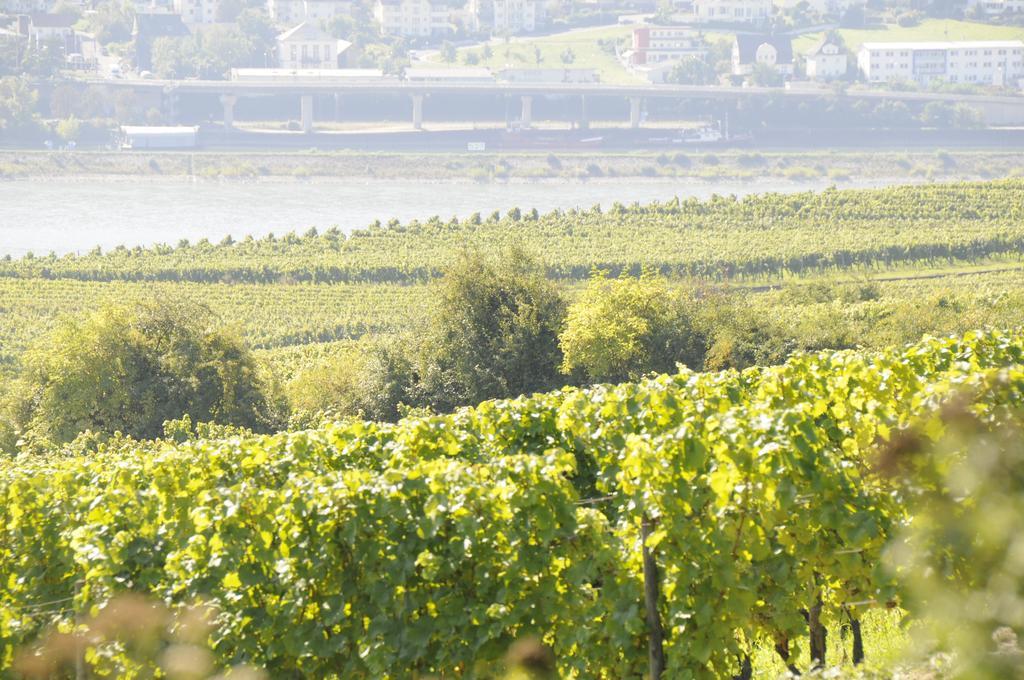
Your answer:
(0, 176), (903, 257)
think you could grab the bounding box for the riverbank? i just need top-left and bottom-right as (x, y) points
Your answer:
(1, 148), (1022, 183)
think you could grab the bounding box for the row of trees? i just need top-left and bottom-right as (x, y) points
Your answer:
(1, 250), (755, 451)
(150, 11), (278, 79)
(0, 247), (950, 451)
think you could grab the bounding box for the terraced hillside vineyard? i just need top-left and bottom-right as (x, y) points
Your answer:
(3, 329), (1023, 677)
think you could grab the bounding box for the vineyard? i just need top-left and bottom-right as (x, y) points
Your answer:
(3, 262), (1024, 378)
(3, 181), (1024, 285)
(3, 329), (1023, 677)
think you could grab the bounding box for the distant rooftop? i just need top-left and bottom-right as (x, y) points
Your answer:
(121, 125), (199, 135)
(404, 67), (494, 80)
(231, 67), (384, 80)
(29, 13), (77, 28)
(277, 21), (336, 42)
(859, 40), (1024, 51)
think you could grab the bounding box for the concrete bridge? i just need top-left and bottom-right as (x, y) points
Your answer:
(82, 77), (1024, 133)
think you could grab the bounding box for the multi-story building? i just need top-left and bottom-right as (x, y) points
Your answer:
(693, 0), (771, 24)
(857, 41), (1024, 87)
(173, 0), (219, 24)
(804, 36), (847, 79)
(0, 0), (50, 14)
(489, 0), (542, 33)
(374, 0), (450, 38)
(269, 0), (354, 24)
(277, 21), (351, 68)
(967, 0), (1024, 15)
(627, 26), (706, 65)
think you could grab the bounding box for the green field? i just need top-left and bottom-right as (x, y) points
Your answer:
(795, 18), (1024, 55)
(426, 25), (640, 83)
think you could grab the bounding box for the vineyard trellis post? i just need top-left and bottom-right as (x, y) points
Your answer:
(641, 514), (666, 680)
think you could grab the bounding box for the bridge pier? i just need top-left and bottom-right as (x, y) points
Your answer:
(520, 95), (532, 128)
(220, 94), (236, 131)
(334, 93), (342, 121)
(412, 94), (424, 129)
(300, 94), (314, 133)
(162, 89), (180, 125)
(580, 94), (589, 130)
(629, 96), (642, 129)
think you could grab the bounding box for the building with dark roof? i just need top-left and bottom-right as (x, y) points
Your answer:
(731, 34), (794, 77)
(132, 12), (189, 71)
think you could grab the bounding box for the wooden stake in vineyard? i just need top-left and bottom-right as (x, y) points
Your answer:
(641, 514), (666, 680)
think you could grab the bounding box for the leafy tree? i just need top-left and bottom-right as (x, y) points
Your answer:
(236, 8), (277, 57)
(667, 56), (716, 85)
(1, 298), (278, 450)
(921, 101), (982, 128)
(748, 62), (784, 87)
(195, 25), (255, 77)
(56, 116), (81, 142)
(417, 249), (566, 412)
(215, 0), (245, 22)
(152, 27), (257, 79)
(151, 36), (200, 78)
(287, 337), (417, 423)
(559, 272), (707, 383)
(79, 1), (134, 44)
(0, 77), (44, 143)
(481, 43), (493, 59)
(559, 47), (575, 65)
(0, 35), (27, 77)
(440, 40), (457, 63)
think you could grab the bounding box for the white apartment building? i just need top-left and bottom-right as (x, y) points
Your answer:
(277, 21), (351, 68)
(269, 0), (353, 24)
(173, 0), (219, 23)
(966, 0), (1024, 15)
(490, 0), (542, 33)
(693, 0), (771, 24)
(374, 0), (450, 37)
(858, 41), (1024, 87)
(805, 37), (847, 79)
(627, 26), (706, 65)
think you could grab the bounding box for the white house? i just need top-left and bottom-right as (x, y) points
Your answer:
(26, 13), (77, 47)
(732, 34), (793, 76)
(857, 40), (1024, 87)
(374, 0), (450, 38)
(173, 0), (221, 24)
(805, 36), (847, 79)
(694, 0), (771, 24)
(276, 22), (352, 69)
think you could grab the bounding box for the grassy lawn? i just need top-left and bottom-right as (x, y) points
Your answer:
(795, 18), (1024, 54)
(428, 25), (642, 84)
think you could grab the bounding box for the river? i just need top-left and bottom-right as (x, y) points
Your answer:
(0, 176), (910, 257)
